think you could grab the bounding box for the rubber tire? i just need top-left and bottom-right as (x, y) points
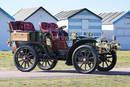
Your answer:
(37, 60), (57, 70)
(72, 45), (98, 74)
(14, 46), (38, 72)
(97, 51), (117, 72)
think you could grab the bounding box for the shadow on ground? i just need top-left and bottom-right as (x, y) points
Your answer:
(38, 70), (130, 76)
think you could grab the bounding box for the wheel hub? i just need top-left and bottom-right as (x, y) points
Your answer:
(23, 56), (26, 60)
(22, 56), (29, 62)
(82, 57), (89, 64)
(83, 58), (86, 62)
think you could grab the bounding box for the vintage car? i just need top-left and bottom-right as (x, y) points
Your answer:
(7, 21), (120, 74)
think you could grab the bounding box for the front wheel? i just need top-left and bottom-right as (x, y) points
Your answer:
(72, 45), (98, 74)
(14, 46), (38, 72)
(97, 51), (117, 71)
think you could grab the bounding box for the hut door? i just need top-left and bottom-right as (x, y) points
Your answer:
(82, 20), (88, 35)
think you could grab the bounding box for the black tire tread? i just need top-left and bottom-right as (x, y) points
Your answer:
(14, 46), (38, 72)
(97, 51), (117, 72)
(72, 45), (98, 74)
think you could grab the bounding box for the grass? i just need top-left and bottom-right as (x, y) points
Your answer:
(0, 51), (130, 70)
(0, 51), (130, 87)
(0, 51), (74, 70)
(0, 76), (130, 87)
(116, 51), (130, 68)
(0, 51), (16, 70)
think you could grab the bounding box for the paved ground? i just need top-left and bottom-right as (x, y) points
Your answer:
(0, 68), (130, 79)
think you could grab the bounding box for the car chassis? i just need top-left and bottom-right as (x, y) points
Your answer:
(7, 21), (120, 74)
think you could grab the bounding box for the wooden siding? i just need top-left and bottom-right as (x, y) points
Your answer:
(103, 12), (130, 50)
(114, 12), (130, 50)
(25, 8), (57, 30)
(0, 11), (13, 50)
(68, 10), (102, 39)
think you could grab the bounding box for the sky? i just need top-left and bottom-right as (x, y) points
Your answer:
(0, 0), (130, 16)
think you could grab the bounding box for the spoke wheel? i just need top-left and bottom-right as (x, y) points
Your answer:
(37, 54), (57, 70)
(14, 46), (37, 72)
(97, 51), (117, 71)
(72, 45), (98, 74)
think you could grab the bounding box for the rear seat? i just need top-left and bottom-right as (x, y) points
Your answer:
(9, 21), (24, 32)
(24, 22), (35, 31)
(9, 21), (36, 32)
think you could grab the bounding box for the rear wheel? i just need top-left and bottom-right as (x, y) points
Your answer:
(14, 46), (38, 72)
(37, 53), (57, 70)
(97, 51), (117, 71)
(72, 45), (98, 74)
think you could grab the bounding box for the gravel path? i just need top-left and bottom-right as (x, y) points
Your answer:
(0, 68), (130, 79)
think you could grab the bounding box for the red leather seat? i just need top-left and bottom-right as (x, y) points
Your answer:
(40, 22), (68, 50)
(54, 30), (68, 50)
(49, 23), (58, 31)
(39, 22), (50, 32)
(51, 31), (57, 40)
(9, 21), (24, 32)
(53, 40), (68, 50)
(9, 21), (36, 32)
(24, 22), (35, 31)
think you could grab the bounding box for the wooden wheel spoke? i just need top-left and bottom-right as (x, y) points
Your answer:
(28, 60), (33, 64)
(49, 60), (53, 63)
(18, 59), (23, 62)
(18, 52), (24, 58)
(27, 54), (32, 58)
(24, 62), (27, 68)
(105, 61), (109, 67)
(27, 55), (33, 58)
(102, 62), (104, 67)
(45, 62), (47, 66)
(42, 61), (45, 66)
(78, 57), (83, 62)
(26, 52), (30, 56)
(47, 61), (51, 66)
(85, 64), (87, 70)
(89, 57), (94, 65)
(106, 56), (112, 58)
(85, 50), (91, 58)
(80, 52), (84, 57)
(27, 62), (30, 67)
(24, 48), (28, 54)
(88, 62), (92, 68)
(17, 53), (23, 58)
(79, 62), (84, 68)
(106, 59), (112, 63)
(21, 61), (25, 66)
(89, 57), (94, 60)
(86, 52), (91, 59)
